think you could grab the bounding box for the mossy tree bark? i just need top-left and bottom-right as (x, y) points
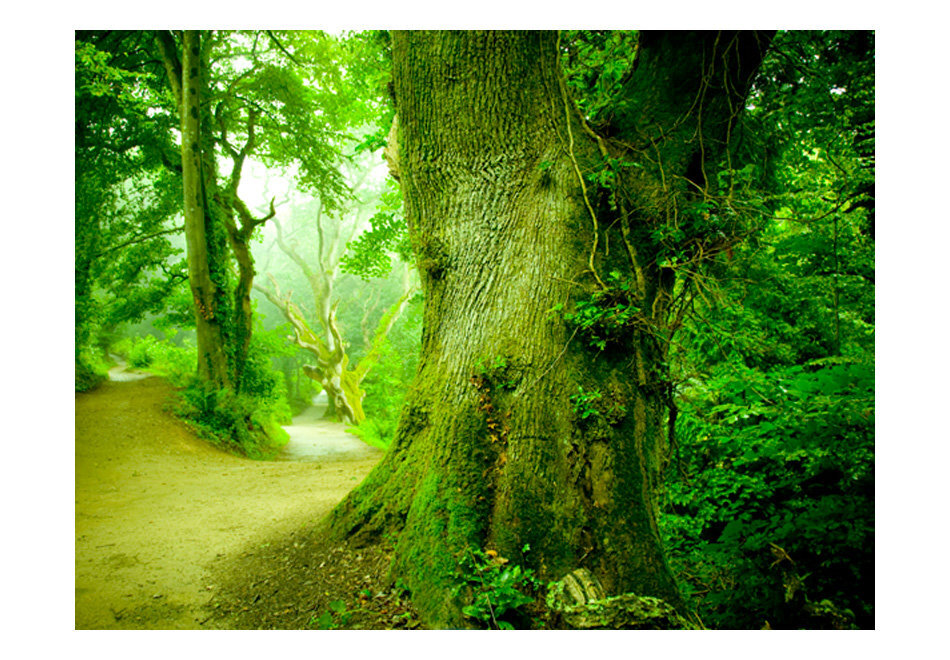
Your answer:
(216, 107), (276, 394)
(159, 29), (276, 394)
(327, 30), (770, 628)
(174, 30), (234, 390)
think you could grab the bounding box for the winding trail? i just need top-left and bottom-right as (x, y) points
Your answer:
(74, 368), (382, 629)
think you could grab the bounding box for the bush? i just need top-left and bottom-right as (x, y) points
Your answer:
(127, 334), (158, 368)
(109, 330), (293, 459)
(174, 378), (289, 459)
(112, 334), (197, 386)
(346, 418), (391, 451)
(660, 359), (873, 629)
(356, 325), (420, 450)
(75, 352), (108, 392)
(171, 332), (294, 459)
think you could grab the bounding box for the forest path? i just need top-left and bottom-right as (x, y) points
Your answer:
(75, 375), (381, 629)
(276, 393), (379, 462)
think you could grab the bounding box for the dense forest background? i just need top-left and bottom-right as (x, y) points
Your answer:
(68, 28), (878, 630)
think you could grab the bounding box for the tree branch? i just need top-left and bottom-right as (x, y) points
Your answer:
(273, 217), (316, 281)
(154, 31), (182, 109)
(95, 224), (185, 258)
(266, 30), (303, 67)
(255, 274), (333, 368)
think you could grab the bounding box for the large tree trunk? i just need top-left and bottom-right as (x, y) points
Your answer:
(328, 30), (688, 627)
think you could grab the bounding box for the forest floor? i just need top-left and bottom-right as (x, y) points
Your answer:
(75, 369), (422, 630)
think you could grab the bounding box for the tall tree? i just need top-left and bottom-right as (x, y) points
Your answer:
(327, 30), (772, 627)
(75, 31), (186, 389)
(157, 30), (235, 388)
(255, 185), (416, 425)
(153, 29), (374, 393)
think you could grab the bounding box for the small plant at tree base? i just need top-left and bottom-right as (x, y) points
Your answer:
(309, 599), (352, 629)
(455, 545), (541, 629)
(473, 355), (518, 390)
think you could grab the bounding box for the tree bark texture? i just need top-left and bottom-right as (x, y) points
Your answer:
(327, 30), (700, 627)
(178, 30), (233, 389)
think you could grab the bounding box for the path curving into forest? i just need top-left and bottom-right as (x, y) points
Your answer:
(74, 372), (382, 629)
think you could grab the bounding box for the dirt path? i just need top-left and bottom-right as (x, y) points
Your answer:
(75, 376), (382, 629)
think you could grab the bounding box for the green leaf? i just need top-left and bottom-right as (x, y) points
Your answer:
(315, 611), (335, 629)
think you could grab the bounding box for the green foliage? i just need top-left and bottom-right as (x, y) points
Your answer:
(346, 418), (390, 451)
(112, 334), (197, 386)
(127, 335), (155, 368)
(239, 324), (299, 408)
(206, 30), (379, 207)
(75, 39), (156, 114)
(110, 331), (292, 454)
(351, 295), (422, 449)
(645, 30), (876, 629)
(174, 379), (289, 459)
(309, 599), (352, 629)
(551, 272), (641, 351)
(341, 182), (412, 279)
(455, 545), (540, 630)
(569, 386), (602, 420)
(473, 355), (518, 391)
(661, 360), (873, 628)
(75, 346), (111, 392)
(343, 29), (396, 153)
(560, 30), (640, 128)
(142, 327), (295, 458)
(75, 31), (185, 389)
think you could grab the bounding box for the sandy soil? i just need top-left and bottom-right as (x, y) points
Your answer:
(74, 375), (382, 629)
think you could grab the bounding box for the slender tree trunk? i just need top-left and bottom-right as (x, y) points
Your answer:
(224, 200), (274, 393)
(229, 234), (255, 390)
(179, 30), (232, 389)
(328, 31), (681, 627)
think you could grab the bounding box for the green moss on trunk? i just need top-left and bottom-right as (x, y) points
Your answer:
(325, 30), (727, 627)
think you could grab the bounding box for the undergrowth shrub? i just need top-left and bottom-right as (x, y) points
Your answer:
(127, 334), (158, 368)
(346, 418), (390, 451)
(660, 359), (873, 629)
(112, 334), (197, 386)
(110, 330), (292, 459)
(75, 346), (109, 391)
(454, 545), (540, 630)
(173, 334), (292, 459)
(174, 380), (288, 459)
